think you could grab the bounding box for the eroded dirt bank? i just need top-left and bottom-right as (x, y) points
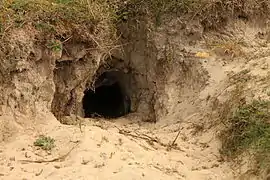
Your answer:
(1, 1), (270, 179)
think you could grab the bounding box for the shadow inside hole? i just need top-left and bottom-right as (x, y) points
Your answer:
(83, 71), (131, 118)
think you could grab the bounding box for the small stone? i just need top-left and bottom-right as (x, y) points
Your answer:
(81, 159), (90, 165)
(9, 157), (15, 161)
(201, 166), (208, 169)
(54, 165), (61, 169)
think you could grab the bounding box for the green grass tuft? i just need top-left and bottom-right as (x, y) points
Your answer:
(34, 135), (56, 151)
(220, 100), (270, 169)
(47, 40), (62, 52)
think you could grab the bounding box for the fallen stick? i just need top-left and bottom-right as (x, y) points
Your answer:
(167, 130), (181, 151)
(19, 142), (79, 164)
(117, 128), (184, 151)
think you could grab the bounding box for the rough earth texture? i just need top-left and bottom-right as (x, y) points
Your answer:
(0, 15), (270, 180)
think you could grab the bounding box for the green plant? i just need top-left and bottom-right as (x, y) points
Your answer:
(47, 40), (62, 52)
(34, 135), (55, 150)
(220, 100), (270, 169)
(34, 22), (55, 32)
(0, 0), (118, 50)
(10, 0), (28, 12)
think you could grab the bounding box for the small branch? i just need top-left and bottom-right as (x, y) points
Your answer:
(19, 142), (79, 164)
(171, 130), (181, 146)
(62, 36), (73, 43)
(35, 169), (43, 176)
(167, 130), (181, 151)
(117, 128), (184, 152)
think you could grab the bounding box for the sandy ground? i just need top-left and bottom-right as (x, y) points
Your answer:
(0, 113), (236, 180)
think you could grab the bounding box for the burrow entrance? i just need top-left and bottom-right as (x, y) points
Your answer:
(52, 47), (158, 123)
(83, 70), (131, 118)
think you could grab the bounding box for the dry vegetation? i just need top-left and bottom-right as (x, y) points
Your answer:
(214, 70), (270, 172)
(1, 0), (270, 176)
(1, 0), (269, 41)
(0, 0), (118, 50)
(117, 0), (270, 28)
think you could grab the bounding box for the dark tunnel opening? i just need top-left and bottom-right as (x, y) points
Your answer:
(83, 71), (131, 118)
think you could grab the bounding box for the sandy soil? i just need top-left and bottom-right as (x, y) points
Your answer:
(0, 113), (235, 180)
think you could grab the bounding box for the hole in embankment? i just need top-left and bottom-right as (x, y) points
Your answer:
(83, 70), (131, 118)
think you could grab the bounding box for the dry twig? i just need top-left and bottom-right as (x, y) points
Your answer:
(19, 142), (79, 164)
(167, 130), (181, 151)
(117, 128), (184, 151)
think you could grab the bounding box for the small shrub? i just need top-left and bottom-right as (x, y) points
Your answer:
(34, 135), (55, 151)
(220, 100), (270, 169)
(47, 40), (62, 52)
